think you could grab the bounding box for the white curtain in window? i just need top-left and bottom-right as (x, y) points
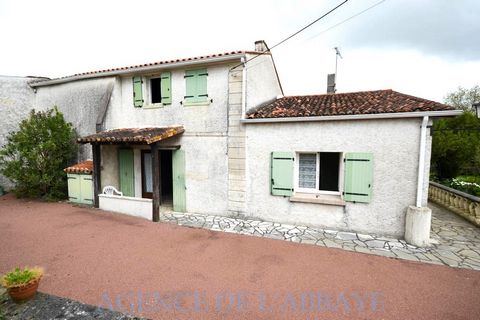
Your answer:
(143, 153), (153, 193)
(299, 153), (316, 189)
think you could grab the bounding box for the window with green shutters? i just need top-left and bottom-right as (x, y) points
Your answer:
(160, 72), (172, 104)
(343, 153), (373, 203)
(132, 76), (144, 107)
(184, 69), (208, 104)
(270, 151), (373, 203)
(149, 72), (172, 105)
(270, 152), (295, 196)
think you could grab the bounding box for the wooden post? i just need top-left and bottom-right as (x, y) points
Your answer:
(151, 142), (161, 222)
(92, 143), (101, 208)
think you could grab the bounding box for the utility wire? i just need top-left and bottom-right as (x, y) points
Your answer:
(231, 0), (349, 70)
(304, 0), (387, 42)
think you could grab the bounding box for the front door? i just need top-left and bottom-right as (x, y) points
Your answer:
(118, 148), (134, 197)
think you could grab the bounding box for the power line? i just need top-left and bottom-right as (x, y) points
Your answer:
(304, 0), (387, 42)
(231, 0), (350, 70)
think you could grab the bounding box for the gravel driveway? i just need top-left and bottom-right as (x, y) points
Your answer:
(1, 194), (479, 320)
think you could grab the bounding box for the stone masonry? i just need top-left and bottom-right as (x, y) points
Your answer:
(226, 66), (246, 216)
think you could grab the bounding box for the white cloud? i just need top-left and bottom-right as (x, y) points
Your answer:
(0, 0), (479, 103)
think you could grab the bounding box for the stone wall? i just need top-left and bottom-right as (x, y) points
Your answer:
(227, 67), (246, 216)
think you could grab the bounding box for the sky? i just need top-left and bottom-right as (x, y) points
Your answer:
(0, 0), (479, 102)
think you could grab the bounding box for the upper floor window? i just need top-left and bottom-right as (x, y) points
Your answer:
(184, 69), (208, 104)
(132, 72), (171, 107)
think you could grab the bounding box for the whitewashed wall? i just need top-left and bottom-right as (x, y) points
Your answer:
(104, 64), (230, 133)
(245, 53), (283, 110)
(244, 118), (430, 237)
(35, 77), (115, 160)
(0, 76), (42, 190)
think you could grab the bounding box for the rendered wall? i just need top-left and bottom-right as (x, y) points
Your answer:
(0, 76), (42, 190)
(244, 118), (429, 237)
(34, 77), (115, 160)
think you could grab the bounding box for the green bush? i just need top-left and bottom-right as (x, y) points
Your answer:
(431, 112), (480, 179)
(0, 108), (77, 200)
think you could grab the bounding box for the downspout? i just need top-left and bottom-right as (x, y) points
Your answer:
(241, 57), (247, 119)
(416, 116), (429, 207)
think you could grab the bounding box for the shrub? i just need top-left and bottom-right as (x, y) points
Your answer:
(431, 112), (480, 179)
(0, 108), (77, 200)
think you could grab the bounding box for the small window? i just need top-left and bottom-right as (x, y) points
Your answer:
(297, 152), (341, 193)
(150, 78), (162, 104)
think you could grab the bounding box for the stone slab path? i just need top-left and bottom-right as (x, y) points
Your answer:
(161, 202), (480, 271)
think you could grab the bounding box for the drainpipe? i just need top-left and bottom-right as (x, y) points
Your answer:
(241, 57), (247, 119)
(416, 116), (429, 207)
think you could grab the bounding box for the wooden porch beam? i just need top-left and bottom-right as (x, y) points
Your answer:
(92, 143), (101, 208)
(151, 142), (162, 222)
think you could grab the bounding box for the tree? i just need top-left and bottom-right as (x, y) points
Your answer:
(0, 108), (77, 200)
(431, 85), (480, 179)
(431, 112), (480, 178)
(444, 85), (480, 112)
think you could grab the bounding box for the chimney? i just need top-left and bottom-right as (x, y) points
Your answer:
(327, 74), (336, 93)
(254, 40), (268, 52)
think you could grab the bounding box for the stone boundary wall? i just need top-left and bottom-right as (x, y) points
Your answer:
(428, 181), (480, 226)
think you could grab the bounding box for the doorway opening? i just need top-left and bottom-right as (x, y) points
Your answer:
(141, 149), (173, 205)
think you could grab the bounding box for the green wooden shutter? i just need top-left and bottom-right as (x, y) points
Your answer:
(184, 69), (208, 104)
(184, 70), (196, 104)
(196, 69), (208, 102)
(160, 72), (172, 104)
(80, 175), (94, 205)
(271, 152), (294, 196)
(118, 149), (135, 197)
(172, 149), (186, 212)
(344, 153), (373, 203)
(67, 174), (80, 202)
(133, 76), (143, 107)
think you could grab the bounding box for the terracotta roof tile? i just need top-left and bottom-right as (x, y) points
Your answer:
(246, 90), (454, 119)
(77, 126), (184, 145)
(31, 50), (263, 85)
(64, 160), (93, 174)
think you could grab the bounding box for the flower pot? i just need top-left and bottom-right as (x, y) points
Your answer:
(7, 278), (40, 302)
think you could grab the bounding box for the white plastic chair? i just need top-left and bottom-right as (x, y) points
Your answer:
(102, 186), (123, 196)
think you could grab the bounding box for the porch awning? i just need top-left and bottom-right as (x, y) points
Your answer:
(77, 126), (184, 144)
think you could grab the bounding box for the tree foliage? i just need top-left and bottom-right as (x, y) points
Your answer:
(431, 112), (480, 178)
(444, 85), (480, 112)
(0, 108), (77, 200)
(431, 85), (480, 180)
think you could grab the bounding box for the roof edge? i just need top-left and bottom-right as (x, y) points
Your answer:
(30, 53), (250, 88)
(241, 110), (463, 124)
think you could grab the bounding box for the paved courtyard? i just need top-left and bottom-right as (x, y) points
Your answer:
(1, 194), (480, 319)
(162, 202), (480, 270)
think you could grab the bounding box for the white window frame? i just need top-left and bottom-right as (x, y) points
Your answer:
(294, 151), (344, 196)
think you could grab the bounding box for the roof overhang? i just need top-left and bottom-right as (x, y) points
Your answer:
(77, 126), (184, 145)
(30, 53), (247, 88)
(241, 110), (463, 124)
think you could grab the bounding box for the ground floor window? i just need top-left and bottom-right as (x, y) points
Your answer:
(297, 152), (341, 193)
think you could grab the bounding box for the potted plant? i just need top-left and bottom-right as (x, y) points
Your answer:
(0, 267), (44, 302)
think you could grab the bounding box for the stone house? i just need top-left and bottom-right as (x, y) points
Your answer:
(0, 41), (461, 238)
